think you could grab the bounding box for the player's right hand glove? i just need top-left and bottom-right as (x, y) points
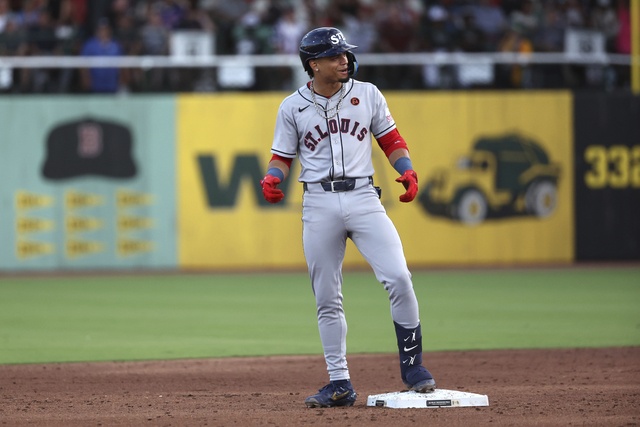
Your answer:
(260, 175), (284, 203)
(395, 170), (418, 203)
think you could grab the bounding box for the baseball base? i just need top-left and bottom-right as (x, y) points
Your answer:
(366, 389), (489, 409)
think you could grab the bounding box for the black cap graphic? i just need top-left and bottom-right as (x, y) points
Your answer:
(42, 117), (137, 180)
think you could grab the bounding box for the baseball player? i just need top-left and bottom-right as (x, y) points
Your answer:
(260, 27), (436, 408)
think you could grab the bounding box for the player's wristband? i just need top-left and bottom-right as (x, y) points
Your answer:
(393, 157), (413, 175)
(266, 167), (285, 182)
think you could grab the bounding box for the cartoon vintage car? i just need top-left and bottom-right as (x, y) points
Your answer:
(418, 133), (561, 225)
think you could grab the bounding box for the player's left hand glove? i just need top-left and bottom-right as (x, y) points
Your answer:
(395, 170), (418, 203)
(260, 175), (285, 203)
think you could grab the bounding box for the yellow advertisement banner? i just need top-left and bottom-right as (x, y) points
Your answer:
(178, 92), (573, 269)
(385, 91), (574, 265)
(178, 94), (308, 269)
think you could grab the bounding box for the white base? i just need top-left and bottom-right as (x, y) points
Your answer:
(366, 389), (489, 408)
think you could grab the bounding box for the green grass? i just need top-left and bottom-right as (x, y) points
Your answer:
(0, 267), (638, 364)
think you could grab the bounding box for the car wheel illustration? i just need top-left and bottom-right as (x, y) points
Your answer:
(525, 181), (557, 218)
(454, 189), (488, 225)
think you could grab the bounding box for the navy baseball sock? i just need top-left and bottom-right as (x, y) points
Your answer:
(394, 321), (423, 382)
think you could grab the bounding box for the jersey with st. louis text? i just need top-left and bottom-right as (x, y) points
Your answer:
(271, 78), (396, 183)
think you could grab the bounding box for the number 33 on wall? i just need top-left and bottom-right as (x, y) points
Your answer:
(584, 145), (640, 189)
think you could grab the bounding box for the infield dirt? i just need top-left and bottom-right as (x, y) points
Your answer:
(1, 347), (638, 426)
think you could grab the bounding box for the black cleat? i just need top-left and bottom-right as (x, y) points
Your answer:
(304, 380), (357, 408)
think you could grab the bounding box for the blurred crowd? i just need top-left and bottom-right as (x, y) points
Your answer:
(0, 0), (635, 93)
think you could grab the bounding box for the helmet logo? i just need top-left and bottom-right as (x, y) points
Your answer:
(330, 31), (346, 45)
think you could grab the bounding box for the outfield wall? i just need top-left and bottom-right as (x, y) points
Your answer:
(0, 97), (177, 271)
(0, 92), (637, 271)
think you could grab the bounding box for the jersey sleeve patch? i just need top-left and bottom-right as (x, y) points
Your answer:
(385, 107), (393, 123)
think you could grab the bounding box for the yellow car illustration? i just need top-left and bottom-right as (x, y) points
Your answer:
(418, 133), (561, 225)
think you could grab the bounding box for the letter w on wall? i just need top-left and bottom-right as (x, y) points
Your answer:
(197, 154), (289, 208)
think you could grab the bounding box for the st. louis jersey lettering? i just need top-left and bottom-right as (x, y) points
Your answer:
(303, 120), (368, 151)
(271, 79), (395, 182)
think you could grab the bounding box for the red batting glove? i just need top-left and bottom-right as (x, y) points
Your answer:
(395, 170), (418, 203)
(260, 175), (285, 203)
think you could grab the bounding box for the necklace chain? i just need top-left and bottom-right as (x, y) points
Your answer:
(309, 81), (345, 120)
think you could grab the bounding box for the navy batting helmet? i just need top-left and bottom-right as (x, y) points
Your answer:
(299, 27), (358, 78)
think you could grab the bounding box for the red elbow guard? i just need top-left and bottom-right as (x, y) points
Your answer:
(270, 154), (293, 168)
(376, 129), (408, 158)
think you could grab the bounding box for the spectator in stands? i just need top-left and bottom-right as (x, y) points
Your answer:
(562, 0), (587, 28)
(138, 4), (170, 90)
(107, 0), (133, 29)
(451, 7), (495, 89)
(0, 16), (27, 92)
(176, 0), (215, 31)
(140, 4), (169, 55)
(25, 8), (58, 92)
(0, 0), (11, 33)
(376, 0), (420, 88)
(420, 4), (457, 88)
(0, 15), (25, 55)
(54, 0), (84, 92)
(376, 1), (420, 54)
(273, 5), (306, 55)
(0, 0), (636, 93)
(158, 0), (186, 30)
(174, 0), (216, 92)
(532, 4), (568, 88)
(497, 25), (534, 88)
(27, 8), (58, 55)
(271, 4), (307, 90)
(590, 0), (619, 53)
(62, 0), (88, 36)
(500, 0), (523, 17)
(342, 2), (377, 54)
(79, 19), (124, 93)
(342, 2), (377, 82)
(454, 8), (486, 53)
(465, 0), (508, 50)
(315, 0), (348, 28)
(508, 0), (540, 39)
(17, 0), (43, 29)
(55, 0), (84, 55)
(205, 0), (251, 54)
(232, 10), (269, 55)
(113, 11), (141, 55)
(112, 11), (143, 91)
(332, 0), (360, 17)
(420, 4), (454, 49)
(534, 2), (566, 53)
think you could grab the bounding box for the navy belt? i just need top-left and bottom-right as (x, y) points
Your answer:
(303, 177), (373, 193)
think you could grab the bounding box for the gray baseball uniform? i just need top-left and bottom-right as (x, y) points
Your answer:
(270, 78), (420, 381)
